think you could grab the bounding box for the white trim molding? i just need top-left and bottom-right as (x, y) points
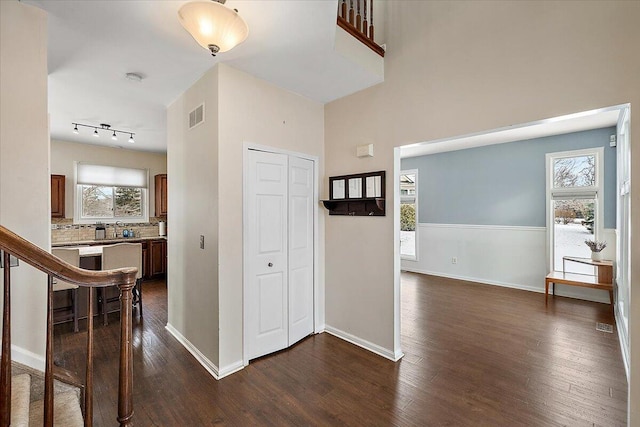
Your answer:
(421, 223), (546, 232)
(324, 325), (404, 362)
(615, 303), (630, 382)
(10, 344), (45, 372)
(402, 223), (615, 304)
(165, 323), (244, 380)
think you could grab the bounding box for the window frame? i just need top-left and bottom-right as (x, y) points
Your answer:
(74, 163), (149, 224)
(545, 147), (604, 272)
(400, 169), (418, 261)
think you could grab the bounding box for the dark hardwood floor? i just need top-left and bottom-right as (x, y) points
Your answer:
(53, 273), (627, 426)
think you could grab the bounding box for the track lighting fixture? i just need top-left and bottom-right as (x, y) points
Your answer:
(72, 123), (136, 143)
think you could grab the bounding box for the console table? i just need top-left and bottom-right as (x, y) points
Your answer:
(545, 256), (613, 306)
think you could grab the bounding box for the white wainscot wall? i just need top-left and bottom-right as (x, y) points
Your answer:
(401, 223), (616, 304)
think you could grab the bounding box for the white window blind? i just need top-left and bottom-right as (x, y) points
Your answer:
(77, 164), (147, 188)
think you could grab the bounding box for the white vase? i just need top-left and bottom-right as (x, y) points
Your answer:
(591, 251), (603, 262)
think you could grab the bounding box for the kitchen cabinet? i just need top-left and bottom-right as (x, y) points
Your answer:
(51, 174), (65, 218)
(155, 174), (167, 217)
(150, 240), (166, 277)
(142, 239), (166, 280)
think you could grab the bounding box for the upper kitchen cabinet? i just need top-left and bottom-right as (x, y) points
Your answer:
(155, 174), (167, 217)
(51, 174), (65, 218)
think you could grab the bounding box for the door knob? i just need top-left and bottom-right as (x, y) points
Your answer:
(268, 262), (273, 267)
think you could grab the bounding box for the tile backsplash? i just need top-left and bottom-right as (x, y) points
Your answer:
(52, 218), (165, 243)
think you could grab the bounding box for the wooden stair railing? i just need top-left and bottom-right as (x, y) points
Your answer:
(337, 0), (385, 57)
(0, 225), (137, 427)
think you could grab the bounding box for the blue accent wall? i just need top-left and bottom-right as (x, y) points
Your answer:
(401, 127), (617, 228)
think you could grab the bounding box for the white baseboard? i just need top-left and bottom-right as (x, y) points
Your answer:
(11, 345), (45, 372)
(614, 305), (630, 382)
(218, 360), (244, 379)
(165, 323), (243, 380)
(401, 267), (611, 304)
(402, 266), (542, 293)
(324, 325), (403, 362)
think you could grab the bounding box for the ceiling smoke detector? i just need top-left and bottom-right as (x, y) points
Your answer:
(125, 72), (144, 82)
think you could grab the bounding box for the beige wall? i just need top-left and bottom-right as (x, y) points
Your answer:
(167, 67), (220, 368)
(50, 139), (167, 220)
(324, 1), (640, 423)
(0, 0), (50, 369)
(167, 63), (325, 374)
(217, 64), (325, 369)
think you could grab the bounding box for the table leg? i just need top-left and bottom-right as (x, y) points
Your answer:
(545, 279), (549, 305)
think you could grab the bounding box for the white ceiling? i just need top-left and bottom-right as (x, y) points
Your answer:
(25, 0), (383, 153)
(400, 108), (622, 158)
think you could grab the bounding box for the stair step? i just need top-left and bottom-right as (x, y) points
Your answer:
(11, 374), (31, 427)
(29, 391), (84, 427)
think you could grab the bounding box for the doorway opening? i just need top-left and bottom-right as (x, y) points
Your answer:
(395, 104), (631, 382)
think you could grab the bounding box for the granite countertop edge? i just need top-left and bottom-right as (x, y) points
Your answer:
(52, 236), (167, 247)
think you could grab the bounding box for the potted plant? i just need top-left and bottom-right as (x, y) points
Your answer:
(584, 239), (607, 261)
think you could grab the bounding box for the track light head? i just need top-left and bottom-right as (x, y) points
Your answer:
(93, 128), (99, 137)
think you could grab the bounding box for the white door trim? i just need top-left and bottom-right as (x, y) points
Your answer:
(242, 142), (320, 366)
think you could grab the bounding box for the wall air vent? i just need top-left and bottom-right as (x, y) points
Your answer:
(189, 103), (205, 129)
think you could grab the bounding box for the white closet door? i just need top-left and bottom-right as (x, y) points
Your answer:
(246, 149), (289, 360)
(288, 156), (314, 345)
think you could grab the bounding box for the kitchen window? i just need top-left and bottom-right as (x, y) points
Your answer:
(75, 163), (149, 223)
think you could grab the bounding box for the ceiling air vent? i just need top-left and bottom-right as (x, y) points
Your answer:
(189, 103), (204, 129)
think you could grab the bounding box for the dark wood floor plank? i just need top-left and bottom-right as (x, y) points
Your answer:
(51, 273), (627, 426)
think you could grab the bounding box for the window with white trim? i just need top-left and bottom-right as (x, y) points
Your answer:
(546, 148), (603, 273)
(400, 170), (418, 260)
(74, 163), (149, 223)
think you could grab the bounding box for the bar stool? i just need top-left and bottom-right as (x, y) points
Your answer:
(101, 243), (143, 326)
(51, 248), (80, 332)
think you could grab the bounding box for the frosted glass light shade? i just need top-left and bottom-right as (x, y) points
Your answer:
(178, 1), (249, 54)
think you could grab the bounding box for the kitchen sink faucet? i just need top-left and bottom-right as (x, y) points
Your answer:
(113, 221), (124, 238)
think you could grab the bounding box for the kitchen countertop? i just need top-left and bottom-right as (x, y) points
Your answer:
(52, 236), (166, 247)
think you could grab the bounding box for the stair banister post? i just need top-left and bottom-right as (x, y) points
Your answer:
(1, 251), (11, 427)
(116, 279), (135, 426)
(362, 0), (368, 38)
(369, 0), (374, 40)
(85, 287), (95, 427)
(44, 275), (55, 426)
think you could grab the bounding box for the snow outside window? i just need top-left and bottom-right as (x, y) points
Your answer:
(546, 148), (603, 273)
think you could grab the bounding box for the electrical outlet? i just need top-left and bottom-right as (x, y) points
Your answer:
(200, 235), (205, 249)
(451, 257), (458, 264)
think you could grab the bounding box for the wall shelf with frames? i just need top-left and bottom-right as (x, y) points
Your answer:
(322, 170), (385, 216)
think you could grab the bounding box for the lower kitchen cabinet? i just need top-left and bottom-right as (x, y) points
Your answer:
(143, 239), (166, 280)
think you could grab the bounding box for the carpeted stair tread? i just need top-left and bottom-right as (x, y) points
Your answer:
(28, 391), (84, 427)
(11, 373), (31, 427)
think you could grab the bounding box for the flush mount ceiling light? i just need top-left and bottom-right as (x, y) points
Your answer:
(72, 123), (136, 143)
(178, 0), (249, 56)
